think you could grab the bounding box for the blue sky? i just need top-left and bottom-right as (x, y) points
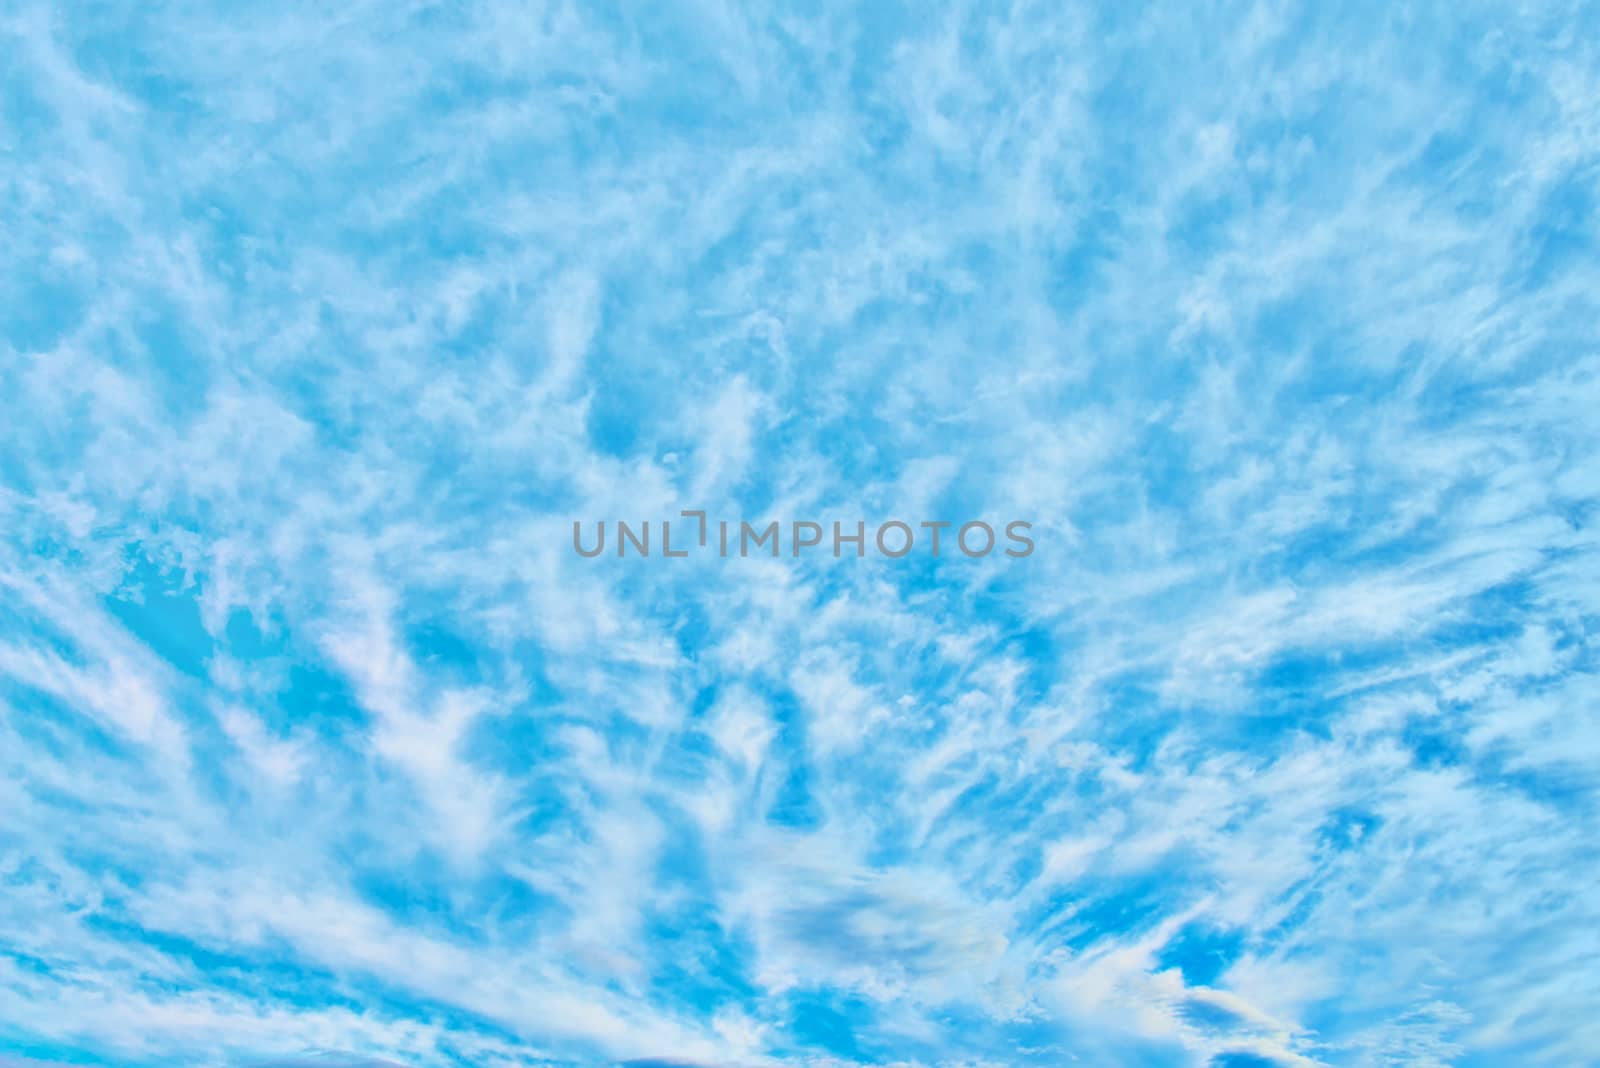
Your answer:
(2, 2), (1599, 1066)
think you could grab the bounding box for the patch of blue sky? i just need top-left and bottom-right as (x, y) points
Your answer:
(4, 1), (1600, 1066)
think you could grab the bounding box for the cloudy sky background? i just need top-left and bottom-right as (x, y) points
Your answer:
(3, 2), (1599, 1066)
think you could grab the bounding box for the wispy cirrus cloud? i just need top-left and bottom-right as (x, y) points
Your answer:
(2, 2), (1598, 1067)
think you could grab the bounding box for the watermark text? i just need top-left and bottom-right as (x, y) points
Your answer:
(572, 513), (1034, 559)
